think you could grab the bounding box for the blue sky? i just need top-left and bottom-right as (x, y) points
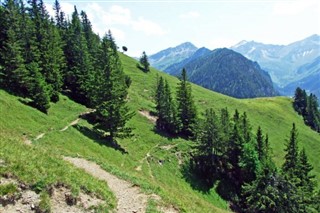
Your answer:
(44, 0), (320, 57)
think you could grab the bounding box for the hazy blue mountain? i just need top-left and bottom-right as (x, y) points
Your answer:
(164, 47), (211, 75)
(231, 34), (320, 96)
(280, 57), (320, 97)
(169, 48), (278, 98)
(149, 42), (198, 71)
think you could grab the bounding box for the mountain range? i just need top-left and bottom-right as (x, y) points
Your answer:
(231, 34), (320, 97)
(150, 44), (278, 98)
(168, 48), (278, 98)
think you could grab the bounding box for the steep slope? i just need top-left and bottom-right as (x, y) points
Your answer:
(149, 42), (198, 71)
(231, 34), (320, 95)
(167, 48), (278, 98)
(1, 53), (320, 212)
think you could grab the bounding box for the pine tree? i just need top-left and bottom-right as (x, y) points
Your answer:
(306, 94), (320, 132)
(282, 123), (300, 181)
(226, 123), (244, 190)
(293, 87), (308, 116)
(91, 32), (133, 141)
(0, 0), (29, 95)
(26, 61), (50, 113)
(164, 80), (179, 134)
(176, 68), (197, 138)
(256, 126), (266, 163)
(197, 109), (221, 156)
(194, 108), (221, 184)
(63, 6), (93, 105)
(219, 108), (231, 155)
(139, 51), (150, 72)
(155, 77), (179, 134)
(243, 168), (300, 213)
(296, 148), (316, 211)
(155, 76), (166, 130)
(239, 112), (252, 143)
(80, 10), (100, 68)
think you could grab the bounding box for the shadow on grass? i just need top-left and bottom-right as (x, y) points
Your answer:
(73, 124), (128, 154)
(152, 127), (177, 141)
(18, 98), (48, 114)
(180, 159), (215, 194)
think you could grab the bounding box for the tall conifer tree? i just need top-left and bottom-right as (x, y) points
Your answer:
(92, 32), (133, 141)
(176, 68), (197, 138)
(282, 123), (300, 180)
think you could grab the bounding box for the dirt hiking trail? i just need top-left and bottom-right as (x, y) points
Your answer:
(64, 157), (150, 213)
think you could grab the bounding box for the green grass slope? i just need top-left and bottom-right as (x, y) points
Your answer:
(1, 53), (319, 213)
(121, 53), (319, 178)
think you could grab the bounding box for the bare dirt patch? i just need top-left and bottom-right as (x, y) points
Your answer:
(64, 157), (179, 213)
(0, 177), (104, 213)
(51, 186), (104, 213)
(64, 157), (148, 213)
(138, 110), (157, 124)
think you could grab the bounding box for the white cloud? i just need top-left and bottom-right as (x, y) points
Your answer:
(45, 2), (75, 19)
(273, 0), (318, 15)
(85, 4), (166, 37)
(108, 27), (126, 40)
(179, 11), (200, 19)
(132, 17), (167, 36)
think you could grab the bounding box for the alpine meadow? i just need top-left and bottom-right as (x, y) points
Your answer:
(0, 0), (320, 213)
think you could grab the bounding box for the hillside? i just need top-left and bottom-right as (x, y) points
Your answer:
(165, 48), (278, 98)
(1, 53), (320, 212)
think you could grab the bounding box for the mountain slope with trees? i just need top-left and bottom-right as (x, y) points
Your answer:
(166, 48), (278, 98)
(0, 1), (319, 212)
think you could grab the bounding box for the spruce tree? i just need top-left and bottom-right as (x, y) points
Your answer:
(219, 107), (231, 155)
(296, 148), (316, 211)
(306, 94), (320, 132)
(0, 0), (30, 96)
(91, 32), (133, 141)
(293, 87), (308, 116)
(243, 168), (300, 213)
(197, 109), (221, 156)
(195, 108), (221, 183)
(63, 6), (93, 104)
(282, 123), (300, 181)
(239, 112), (252, 142)
(176, 68), (197, 138)
(226, 123), (244, 190)
(163, 80), (179, 134)
(155, 76), (166, 130)
(139, 51), (150, 72)
(155, 77), (178, 134)
(256, 126), (266, 163)
(26, 62), (50, 113)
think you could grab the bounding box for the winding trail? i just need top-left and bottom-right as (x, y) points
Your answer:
(64, 157), (152, 213)
(60, 118), (80, 131)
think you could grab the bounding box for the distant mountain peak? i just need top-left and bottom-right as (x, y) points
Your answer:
(149, 42), (198, 71)
(232, 40), (248, 48)
(177, 42), (197, 49)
